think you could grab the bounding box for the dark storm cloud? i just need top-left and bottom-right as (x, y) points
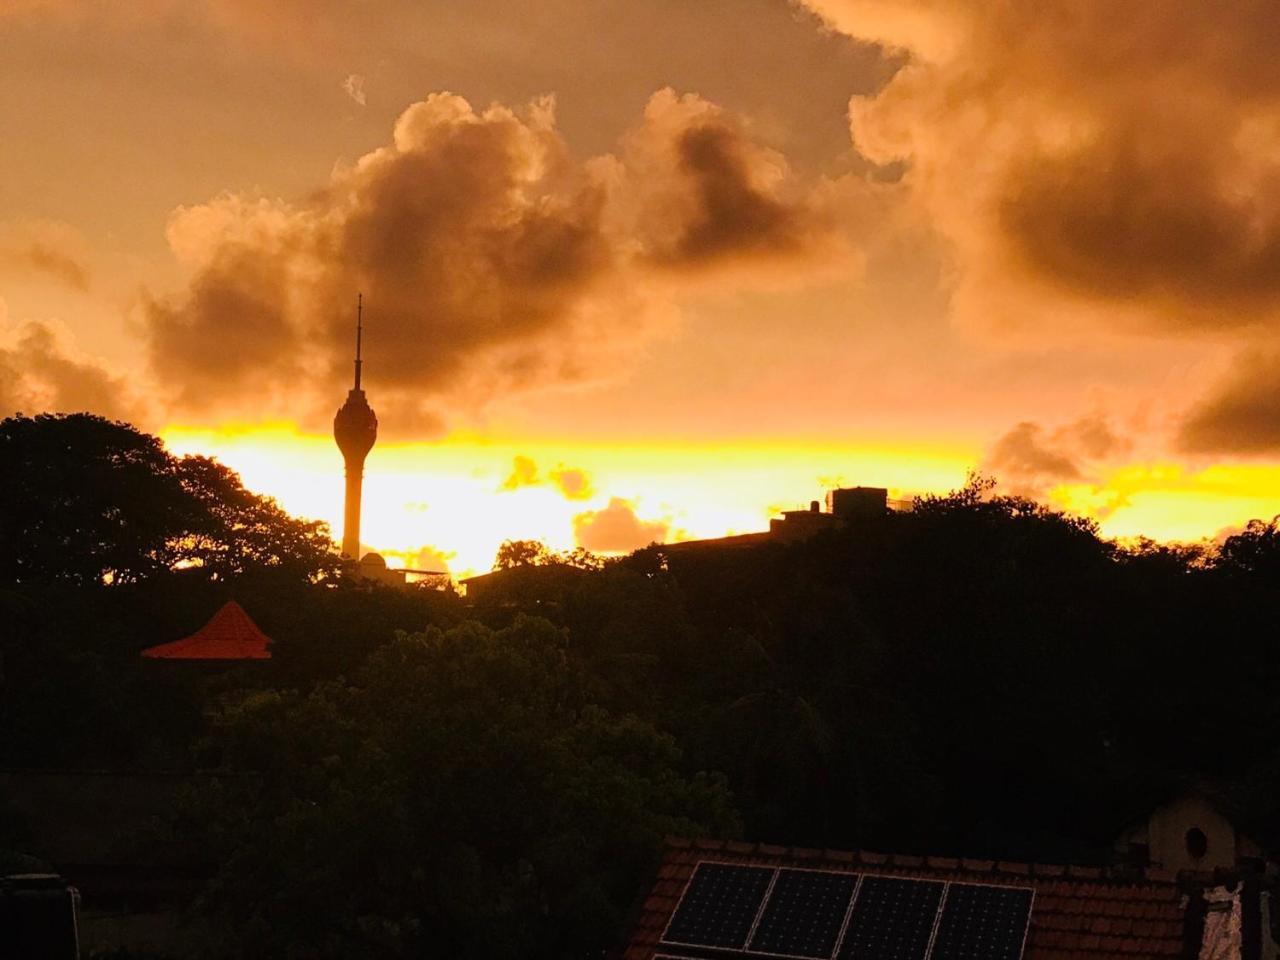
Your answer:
(144, 90), (838, 431)
(1179, 353), (1280, 454)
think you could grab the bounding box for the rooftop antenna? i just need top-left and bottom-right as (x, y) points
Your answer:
(353, 292), (363, 390)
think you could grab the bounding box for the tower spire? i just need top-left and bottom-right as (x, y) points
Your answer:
(353, 292), (363, 390)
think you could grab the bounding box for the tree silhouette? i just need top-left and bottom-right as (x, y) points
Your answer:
(0, 413), (337, 585)
(186, 617), (738, 959)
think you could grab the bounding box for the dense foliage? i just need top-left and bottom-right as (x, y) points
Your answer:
(5, 414), (1280, 958)
(183, 619), (737, 959)
(0, 413), (338, 585)
(494, 539), (604, 571)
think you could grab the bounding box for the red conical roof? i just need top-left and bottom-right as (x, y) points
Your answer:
(141, 600), (272, 660)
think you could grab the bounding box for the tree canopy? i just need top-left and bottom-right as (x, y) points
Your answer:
(493, 539), (603, 571)
(0, 413), (338, 585)
(185, 617), (737, 959)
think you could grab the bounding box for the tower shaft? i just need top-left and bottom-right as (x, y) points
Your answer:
(341, 459), (365, 560)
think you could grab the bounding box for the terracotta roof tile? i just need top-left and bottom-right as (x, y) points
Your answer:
(1068, 865), (1103, 880)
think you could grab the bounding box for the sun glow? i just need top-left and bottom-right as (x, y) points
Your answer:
(161, 423), (975, 577)
(161, 423), (1280, 578)
(1055, 463), (1280, 542)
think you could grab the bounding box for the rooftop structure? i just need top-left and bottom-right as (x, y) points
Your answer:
(665, 486), (901, 554)
(620, 836), (1232, 960)
(356, 551), (450, 589)
(140, 600), (271, 660)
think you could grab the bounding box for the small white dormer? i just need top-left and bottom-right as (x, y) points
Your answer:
(1115, 788), (1267, 873)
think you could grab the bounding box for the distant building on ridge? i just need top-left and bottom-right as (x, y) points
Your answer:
(665, 485), (904, 555)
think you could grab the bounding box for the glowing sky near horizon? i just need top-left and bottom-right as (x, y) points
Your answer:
(161, 424), (977, 576)
(6, 1), (1280, 565)
(160, 424), (1280, 578)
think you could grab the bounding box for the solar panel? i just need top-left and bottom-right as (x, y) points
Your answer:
(838, 875), (944, 960)
(748, 868), (859, 958)
(929, 883), (1033, 960)
(662, 862), (776, 949)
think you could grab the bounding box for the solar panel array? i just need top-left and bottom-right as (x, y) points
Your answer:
(748, 869), (859, 958)
(659, 862), (1032, 960)
(930, 883), (1034, 960)
(839, 875), (944, 960)
(663, 863), (775, 949)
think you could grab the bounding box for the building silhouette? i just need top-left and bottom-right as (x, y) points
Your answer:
(333, 294), (378, 560)
(662, 485), (902, 555)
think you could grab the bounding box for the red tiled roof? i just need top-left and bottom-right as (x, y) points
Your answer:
(140, 600), (271, 660)
(621, 838), (1186, 960)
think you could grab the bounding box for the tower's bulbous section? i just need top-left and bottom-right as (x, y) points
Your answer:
(334, 389), (378, 462)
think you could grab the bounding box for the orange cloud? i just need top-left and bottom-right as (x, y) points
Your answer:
(0, 313), (139, 422)
(143, 90), (843, 434)
(0, 221), (91, 291)
(500, 455), (540, 492)
(802, 0), (1280, 335)
(615, 89), (835, 272)
(572, 497), (668, 553)
(549, 466), (593, 501)
(1179, 351), (1280, 455)
(800, 0), (1280, 463)
(499, 455), (595, 501)
(984, 414), (1131, 499)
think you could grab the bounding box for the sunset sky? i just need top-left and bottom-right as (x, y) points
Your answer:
(5, 0), (1280, 576)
